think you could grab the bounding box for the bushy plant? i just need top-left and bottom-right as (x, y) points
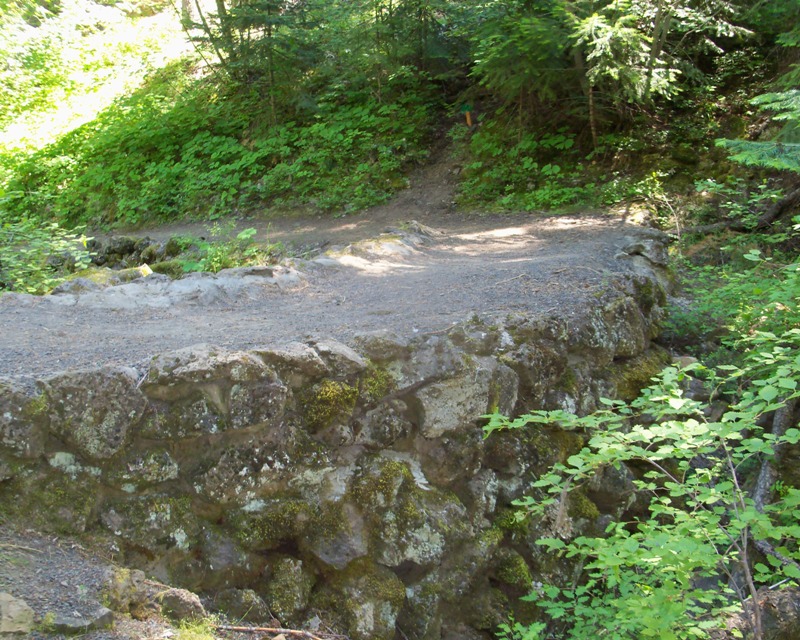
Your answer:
(3, 64), (435, 225)
(178, 224), (283, 273)
(455, 119), (592, 211)
(485, 253), (800, 640)
(0, 219), (92, 293)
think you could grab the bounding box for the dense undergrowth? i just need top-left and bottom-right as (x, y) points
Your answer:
(3, 64), (435, 226)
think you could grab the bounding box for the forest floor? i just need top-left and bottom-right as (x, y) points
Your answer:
(0, 149), (666, 377)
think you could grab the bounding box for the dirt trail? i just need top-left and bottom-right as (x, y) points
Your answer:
(0, 153), (662, 378)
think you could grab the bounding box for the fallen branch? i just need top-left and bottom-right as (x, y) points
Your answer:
(668, 182), (800, 236)
(0, 543), (42, 553)
(215, 625), (345, 640)
(755, 182), (800, 229)
(494, 274), (526, 286)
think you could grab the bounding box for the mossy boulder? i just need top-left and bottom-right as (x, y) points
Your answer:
(492, 548), (533, 592)
(1, 469), (100, 534)
(312, 558), (406, 640)
(228, 498), (314, 551)
(140, 346), (289, 438)
(105, 449), (179, 491)
(351, 455), (471, 568)
(99, 494), (201, 555)
(484, 426), (583, 503)
(500, 342), (566, 410)
(606, 345), (671, 402)
(263, 555), (315, 624)
(299, 379), (358, 433)
(53, 264), (155, 292)
(149, 259), (185, 278)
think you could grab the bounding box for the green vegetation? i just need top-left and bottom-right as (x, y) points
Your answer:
(485, 230), (800, 638)
(174, 616), (218, 640)
(0, 220), (91, 293)
(173, 222), (283, 274)
(1, 3), (800, 636)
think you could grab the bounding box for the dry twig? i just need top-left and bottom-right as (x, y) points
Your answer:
(215, 625), (345, 640)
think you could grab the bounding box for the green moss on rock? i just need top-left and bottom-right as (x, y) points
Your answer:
(150, 259), (186, 278)
(359, 364), (395, 405)
(494, 508), (530, 536)
(494, 548), (534, 591)
(229, 499), (313, 551)
(300, 380), (358, 432)
(568, 490), (601, 521)
(3, 471), (99, 535)
(264, 556), (315, 624)
(608, 346), (671, 402)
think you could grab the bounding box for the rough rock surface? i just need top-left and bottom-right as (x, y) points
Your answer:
(0, 240), (670, 638)
(0, 149), (678, 638)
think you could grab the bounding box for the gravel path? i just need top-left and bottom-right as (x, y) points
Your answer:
(0, 214), (657, 378)
(0, 150), (666, 378)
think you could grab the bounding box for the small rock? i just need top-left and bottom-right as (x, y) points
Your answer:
(0, 592), (34, 635)
(672, 355), (699, 368)
(213, 588), (270, 623)
(51, 607), (114, 634)
(311, 339), (367, 377)
(158, 588), (206, 621)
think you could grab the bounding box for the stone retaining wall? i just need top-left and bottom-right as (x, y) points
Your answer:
(0, 272), (668, 639)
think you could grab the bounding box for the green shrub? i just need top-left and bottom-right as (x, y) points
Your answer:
(0, 219), (92, 294)
(485, 252), (800, 639)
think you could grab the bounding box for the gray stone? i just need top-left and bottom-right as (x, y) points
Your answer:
(415, 363), (493, 438)
(49, 277), (103, 294)
(588, 461), (636, 513)
(194, 529), (265, 591)
(228, 378), (289, 429)
(43, 367), (147, 459)
(0, 593), (34, 635)
(143, 344), (272, 392)
(51, 607), (114, 634)
(311, 339), (368, 378)
(254, 342), (330, 388)
(213, 588), (270, 623)
(0, 378), (47, 458)
(620, 237), (669, 266)
(352, 330), (410, 362)
(158, 588), (206, 621)
(352, 400), (412, 447)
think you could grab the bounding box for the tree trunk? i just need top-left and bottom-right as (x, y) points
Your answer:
(644, 2), (672, 100)
(573, 49), (598, 149)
